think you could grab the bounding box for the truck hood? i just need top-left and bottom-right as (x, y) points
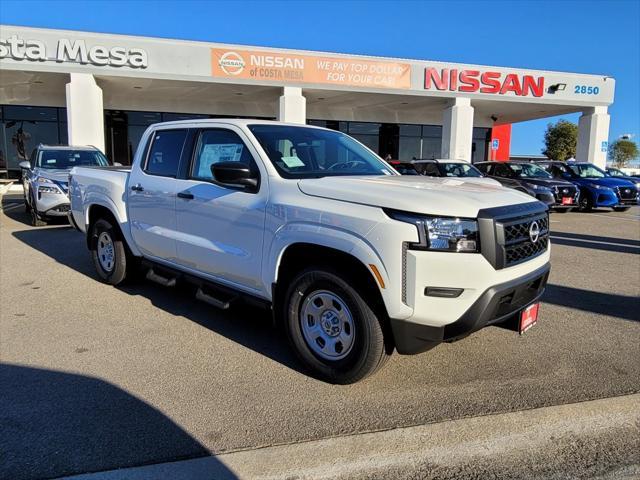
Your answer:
(298, 175), (535, 217)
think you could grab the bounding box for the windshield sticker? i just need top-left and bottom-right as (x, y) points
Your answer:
(281, 156), (305, 168)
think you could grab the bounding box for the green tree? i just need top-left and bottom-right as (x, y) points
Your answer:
(542, 120), (578, 161)
(608, 139), (639, 167)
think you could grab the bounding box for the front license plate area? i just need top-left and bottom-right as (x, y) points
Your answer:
(519, 303), (539, 334)
(561, 197), (573, 205)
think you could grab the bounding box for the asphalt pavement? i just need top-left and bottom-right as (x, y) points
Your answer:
(1, 192), (639, 480)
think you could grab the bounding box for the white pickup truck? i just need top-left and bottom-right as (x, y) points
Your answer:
(69, 119), (550, 384)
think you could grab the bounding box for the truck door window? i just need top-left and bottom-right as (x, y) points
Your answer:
(145, 129), (188, 177)
(191, 129), (259, 182)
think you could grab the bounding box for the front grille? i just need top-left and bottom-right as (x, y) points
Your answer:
(552, 185), (577, 201)
(616, 186), (637, 201)
(504, 216), (549, 244)
(498, 213), (549, 267)
(505, 237), (548, 265)
(53, 180), (69, 194)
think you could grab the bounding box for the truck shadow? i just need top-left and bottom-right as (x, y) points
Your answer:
(549, 231), (640, 254)
(0, 364), (238, 480)
(543, 284), (640, 322)
(10, 221), (305, 377)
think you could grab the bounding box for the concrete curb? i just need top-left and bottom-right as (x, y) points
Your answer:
(63, 394), (640, 480)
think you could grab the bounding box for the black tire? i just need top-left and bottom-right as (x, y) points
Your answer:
(90, 218), (130, 285)
(30, 206), (47, 227)
(579, 193), (593, 212)
(284, 268), (390, 384)
(24, 195), (31, 213)
(613, 206), (630, 212)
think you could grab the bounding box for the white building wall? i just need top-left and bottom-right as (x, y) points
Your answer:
(441, 97), (474, 161)
(277, 86), (306, 124)
(65, 73), (105, 152)
(576, 106), (610, 168)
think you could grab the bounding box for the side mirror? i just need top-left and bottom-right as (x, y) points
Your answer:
(19, 161), (31, 170)
(212, 162), (258, 190)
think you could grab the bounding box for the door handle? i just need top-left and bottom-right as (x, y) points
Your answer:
(177, 191), (194, 200)
(131, 184), (144, 192)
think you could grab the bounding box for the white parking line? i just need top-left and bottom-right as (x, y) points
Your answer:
(1, 203), (23, 212)
(584, 214), (640, 221)
(550, 235), (640, 249)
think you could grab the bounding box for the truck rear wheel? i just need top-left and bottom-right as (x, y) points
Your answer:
(90, 218), (129, 285)
(284, 268), (390, 384)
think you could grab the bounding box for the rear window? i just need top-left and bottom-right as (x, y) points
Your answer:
(145, 129), (188, 177)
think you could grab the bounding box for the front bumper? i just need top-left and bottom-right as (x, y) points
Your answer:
(592, 189), (619, 207)
(35, 192), (70, 217)
(391, 262), (550, 354)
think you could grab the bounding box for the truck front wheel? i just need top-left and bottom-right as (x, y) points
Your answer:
(90, 218), (129, 285)
(284, 268), (390, 384)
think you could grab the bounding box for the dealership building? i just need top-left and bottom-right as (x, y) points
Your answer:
(0, 25), (615, 176)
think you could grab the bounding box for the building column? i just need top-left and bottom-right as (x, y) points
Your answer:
(576, 106), (610, 168)
(441, 97), (474, 161)
(277, 86), (306, 124)
(65, 73), (105, 152)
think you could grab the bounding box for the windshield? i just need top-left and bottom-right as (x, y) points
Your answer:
(569, 163), (606, 178)
(37, 150), (109, 169)
(507, 163), (552, 179)
(439, 162), (483, 178)
(248, 125), (396, 179)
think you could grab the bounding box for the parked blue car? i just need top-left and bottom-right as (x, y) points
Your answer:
(536, 161), (639, 212)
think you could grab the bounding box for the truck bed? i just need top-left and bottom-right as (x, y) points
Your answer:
(68, 166), (130, 234)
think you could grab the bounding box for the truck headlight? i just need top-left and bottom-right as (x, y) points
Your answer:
(386, 210), (479, 252)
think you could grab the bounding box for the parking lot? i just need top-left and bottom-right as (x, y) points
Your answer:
(1, 189), (639, 479)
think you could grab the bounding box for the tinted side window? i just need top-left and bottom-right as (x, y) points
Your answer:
(191, 129), (257, 181)
(145, 129), (187, 177)
(477, 163), (491, 174)
(423, 163), (440, 176)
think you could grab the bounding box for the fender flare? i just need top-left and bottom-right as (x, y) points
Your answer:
(264, 222), (390, 303)
(85, 196), (141, 257)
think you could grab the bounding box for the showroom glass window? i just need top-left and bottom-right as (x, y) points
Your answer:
(471, 127), (490, 164)
(0, 106), (67, 177)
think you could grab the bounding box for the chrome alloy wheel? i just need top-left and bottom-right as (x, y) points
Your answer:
(97, 232), (115, 272)
(300, 290), (355, 361)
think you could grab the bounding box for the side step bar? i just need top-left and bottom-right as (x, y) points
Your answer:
(196, 288), (236, 310)
(146, 268), (177, 287)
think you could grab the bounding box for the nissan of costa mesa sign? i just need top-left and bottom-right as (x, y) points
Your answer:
(424, 67), (545, 97)
(212, 48), (411, 89)
(0, 35), (148, 68)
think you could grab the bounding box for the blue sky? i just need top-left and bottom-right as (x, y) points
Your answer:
(1, 0), (638, 154)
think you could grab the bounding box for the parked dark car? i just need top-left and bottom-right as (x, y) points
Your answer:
(537, 161), (638, 212)
(387, 160), (420, 175)
(606, 167), (640, 188)
(475, 161), (578, 211)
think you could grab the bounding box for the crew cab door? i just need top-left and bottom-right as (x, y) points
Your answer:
(127, 128), (189, 260)
(173, 127), (268, 293)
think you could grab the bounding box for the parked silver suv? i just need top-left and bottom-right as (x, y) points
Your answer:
(20, 145), (110, 226)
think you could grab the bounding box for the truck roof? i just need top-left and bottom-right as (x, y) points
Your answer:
(148, 118), (329, 129)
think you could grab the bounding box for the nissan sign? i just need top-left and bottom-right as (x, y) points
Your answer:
(425, 67), (545, 97)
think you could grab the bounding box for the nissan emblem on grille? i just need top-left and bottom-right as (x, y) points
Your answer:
(529, 221), (540, 243)
(562, 188), (568, 194)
